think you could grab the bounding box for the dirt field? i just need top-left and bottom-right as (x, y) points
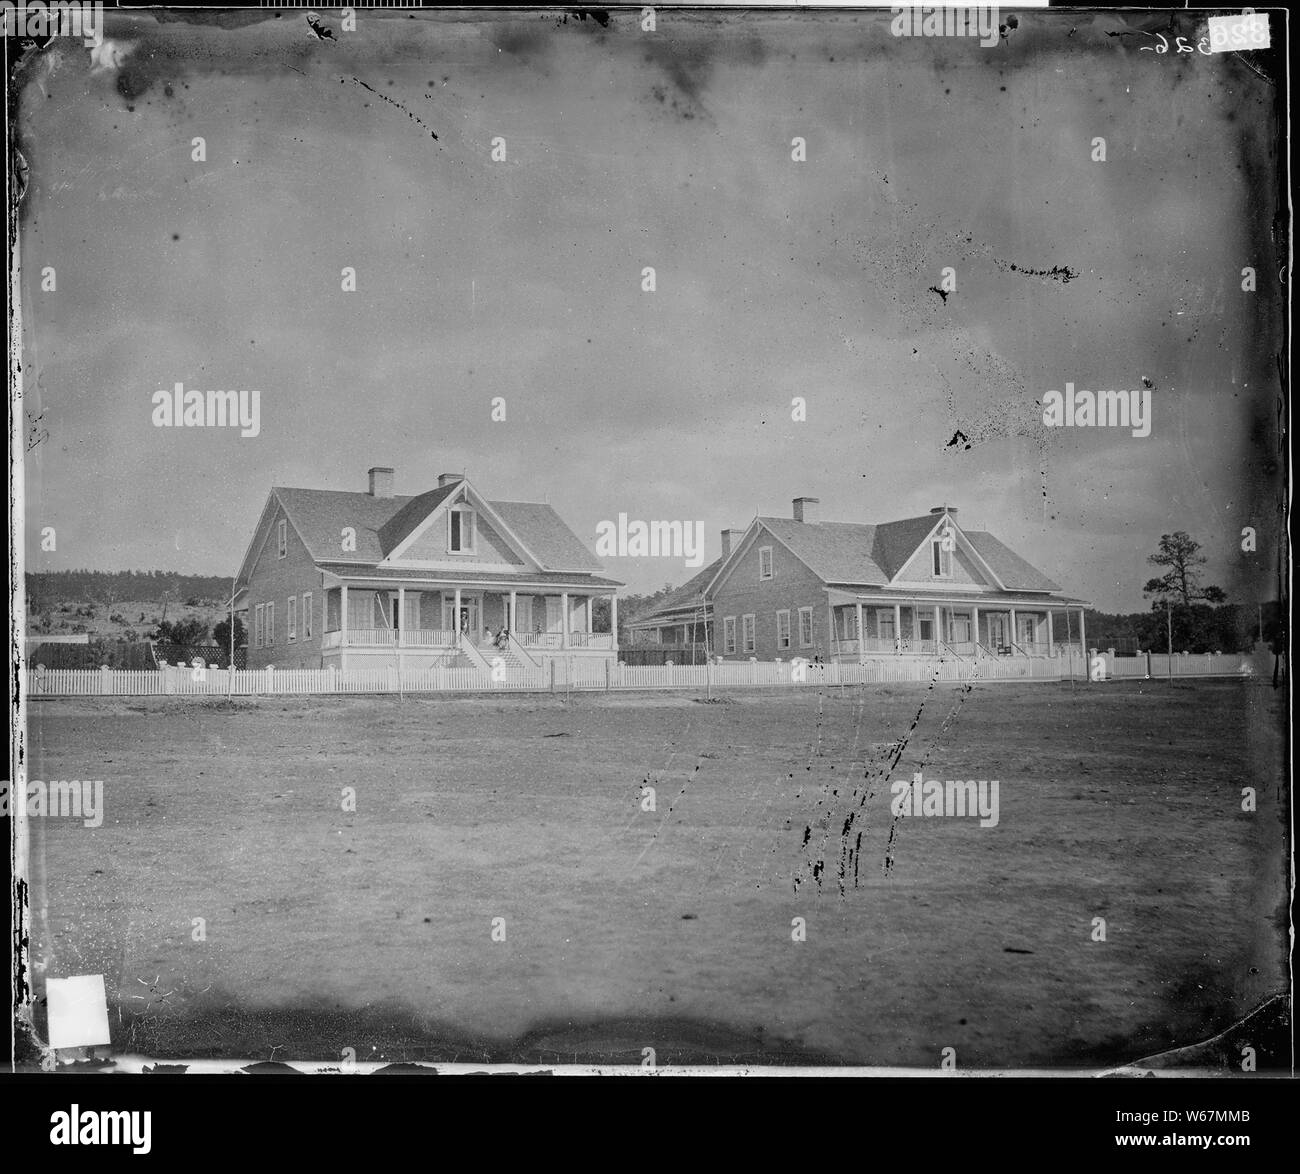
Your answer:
(21, 678), (1289, 1069)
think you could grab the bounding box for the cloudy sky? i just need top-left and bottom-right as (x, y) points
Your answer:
(15, 7), (1283, 610)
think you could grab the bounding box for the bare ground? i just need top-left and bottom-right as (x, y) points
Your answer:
(20, 678), (1289, 1069)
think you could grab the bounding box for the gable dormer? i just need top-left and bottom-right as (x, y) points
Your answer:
(889, 508), (1005, 589)
(380, 475), (541, 571)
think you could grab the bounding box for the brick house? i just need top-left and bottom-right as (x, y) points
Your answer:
(706, 498), (1089, 662)
(234, 467), (622, 672)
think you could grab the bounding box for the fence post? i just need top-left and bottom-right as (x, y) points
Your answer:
(666, 660), (673, 688)
(549, 659), (556, 693)
(605, 659), (611, 691)
(1144, 650), (1151, 679)
(100, 665), (110, 695)
(265, 666), (274, 696)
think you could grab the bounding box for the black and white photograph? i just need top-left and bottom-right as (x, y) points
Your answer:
(5, 0), (1291, 1141)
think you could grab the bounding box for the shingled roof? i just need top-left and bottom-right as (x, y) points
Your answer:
(628, 557), (723, 626)
(269, 485), (605, 574)
(751, 513), (1061, 591)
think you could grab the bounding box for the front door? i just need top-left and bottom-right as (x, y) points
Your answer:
(988, 613), (1008, 650)
(443, 595), (479, 635)
(1018, 615), (1037, 648)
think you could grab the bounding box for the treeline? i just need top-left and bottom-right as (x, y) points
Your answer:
(25, 570), (232, 605)
(1082, 601), (1283, 656)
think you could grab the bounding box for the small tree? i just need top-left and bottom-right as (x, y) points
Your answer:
(1143, 532), (1226, 608)
(212, 615), (246, 650)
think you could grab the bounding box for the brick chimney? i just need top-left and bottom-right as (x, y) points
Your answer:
(437, 472), (464, 488)
(368, 467), (395, 498)
(720, 528), (744, 557)
(793, 496), (820, 523)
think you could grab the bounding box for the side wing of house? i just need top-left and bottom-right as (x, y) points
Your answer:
(707, 523), (830, 659)
(238, 491), (325, 670)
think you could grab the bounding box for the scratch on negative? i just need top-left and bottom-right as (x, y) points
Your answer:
(346, 77), (440, 141)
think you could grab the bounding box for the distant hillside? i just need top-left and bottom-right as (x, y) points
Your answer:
(25, 570), (232, 606)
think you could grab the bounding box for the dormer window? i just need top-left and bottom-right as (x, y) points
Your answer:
(931, 536), (953, 578)
(448, 505), (476, 554)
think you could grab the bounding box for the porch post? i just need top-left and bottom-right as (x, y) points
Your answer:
(610, 593), (619, 651)
(397, 587), (406, 647)
(934, 603), (942, 652)
(855, 601), (864, 664)
(893, 603), (902, 655)
(972, 604), (981, 657)
(1009, 606), (1017, 652)
(509, 589), (517, 634)
(827, 602), (835, 657)
(454, 587), (462, 638)
(586, 596), (593, 635)
(340, 583), (348, 647)
(561, 591), (569, 649)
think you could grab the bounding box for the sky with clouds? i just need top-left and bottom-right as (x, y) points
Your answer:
(15, 7), (1284, 610)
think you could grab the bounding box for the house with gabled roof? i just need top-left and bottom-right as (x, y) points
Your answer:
(705, 497), (1089, 663)
(234, 467), (622, 672)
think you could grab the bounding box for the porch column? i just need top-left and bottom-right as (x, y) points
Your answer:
(855, 601), (864, 664)
(397, 587), (406, 647)
(559, 592), (569, 649)
(934, 603), (942, 652)
(972, 604), (981, 656)
(509, 589), (517, 634)
(340, 583), (348, 647)
(586, 596), (593, 635)
(610, 593), (618, 651)
(1009, 606), (1017, 652)
(1047, 609), (1055, 655)
(893, 603), (902, 654)
(454, 587), (462, 638)
(827, 602), (835, 656)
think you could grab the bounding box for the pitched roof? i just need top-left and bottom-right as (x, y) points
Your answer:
(755, 518), (888, 585)
(628, 558), (723, 625)
(749, 513), (1063, 593)
(271, 485), (604, 574)
(962, 531), (1060, 591)
(376, 484), (460, 555)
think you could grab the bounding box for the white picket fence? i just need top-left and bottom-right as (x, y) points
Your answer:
(24, 650), (1265, 699)
(1098, 651), (1263, 679)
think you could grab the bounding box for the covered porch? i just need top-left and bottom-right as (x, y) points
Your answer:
(826, 592), (1088, 661)
(320, 578), (619, 666)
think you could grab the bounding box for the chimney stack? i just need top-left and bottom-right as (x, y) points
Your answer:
(793, 496), (820, 524)
(368, 467), (395, 498)
(720, 528), (744, 558)
(437, 472), (464, 488)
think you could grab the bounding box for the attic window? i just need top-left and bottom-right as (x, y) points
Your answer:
(758, 546), (773, 580)
(277, 519), (287, 559)
(932, 536), (953, 578)
(448, 506), (476, 554)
